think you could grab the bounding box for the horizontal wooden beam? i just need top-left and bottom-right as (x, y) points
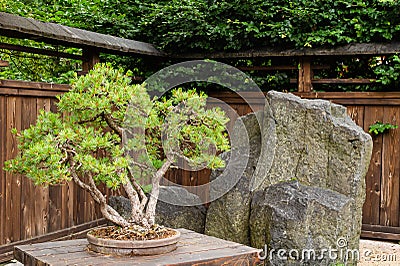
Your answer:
(0, 12), (164, 57)
(312, 78), (376, 84)
(238, 66), (297, 71)
(362, 224), (400, 234)
(295, 91), (400, 99)
(0, 87), (65, 97)
(0, 60), (9, 67)
(175, 42), (400, 59)
(290, 78), (376, 84)
(207, 90), (400, 106)
(361, 230), (400, 241)
(0, 79), (70, 91)
(295, 91), (400, 105)
(0, 42), (84, 60)
(237, 65), (330, 71)
(0, 79), (70, 97)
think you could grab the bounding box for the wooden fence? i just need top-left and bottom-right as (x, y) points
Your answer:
(0, 80), (107, 258)
(1, 81), (400, 259)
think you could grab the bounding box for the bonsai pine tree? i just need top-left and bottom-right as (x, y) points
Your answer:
(5, 63), (229, 231)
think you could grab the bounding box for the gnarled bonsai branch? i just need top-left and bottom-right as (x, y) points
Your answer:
(145, 159), (172, 225)
(127, 170), (148, 212)
(103, 113), (123, 138)
(68, 156), (129, 227)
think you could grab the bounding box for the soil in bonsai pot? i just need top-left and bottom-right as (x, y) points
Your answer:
(88, 224), (177, 241)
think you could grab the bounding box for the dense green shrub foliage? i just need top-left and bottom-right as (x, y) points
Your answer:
(137, 0), (400, 52)
(1, 1), (400, 90)
(3, 0), (399, 52)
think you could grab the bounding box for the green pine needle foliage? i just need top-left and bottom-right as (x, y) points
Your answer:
(4, 63), (230, 190)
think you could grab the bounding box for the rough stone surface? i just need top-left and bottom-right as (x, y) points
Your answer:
(250, 181), (355, 265)
(108, 195), (132, 221)
(252, 91), (373, 251)
(203, 91), (372, 264)
(108, 186), (206, 233)
(205, 112), (263, 245)
(155, 186), (207, 233)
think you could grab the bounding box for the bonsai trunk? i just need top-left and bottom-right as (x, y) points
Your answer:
(73, 158), (173, 229)
(144, 159), (172, 225)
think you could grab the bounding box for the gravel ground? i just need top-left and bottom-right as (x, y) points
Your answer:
(358, 239), (400, 265)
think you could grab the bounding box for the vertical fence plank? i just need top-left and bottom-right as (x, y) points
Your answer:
(5, 96), (22, 243)
(77, 181), (84, 225)
(362, 106), (383, 225)
(65, 181), (75, 228)
(20, 97), (37, 240)
(84, 185), (96, 223)
(0, 96), (5, 244)
(4, 97), (11, 244)
(380, 106), (400, 227)
(35, 98), (61, 233)
(35, 97), (50, 235)
(347, 105), (365, 127)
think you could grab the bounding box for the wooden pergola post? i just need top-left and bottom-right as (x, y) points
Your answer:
(82, 48), (100, 73)
(298, 56), (312, 92)
(0, 60), (9, 67)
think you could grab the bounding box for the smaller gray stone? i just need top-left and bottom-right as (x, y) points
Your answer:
(108, 187), (207, 233)
(108, 196), (132, 221)
(156, 186), (207, 233)
(250, 181), (356, 266)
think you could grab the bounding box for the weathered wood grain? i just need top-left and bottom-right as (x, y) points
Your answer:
(0, 12), (163, 57)
(6, 96), (22, 243)
(14, 229), (261, 266)
(0, 96), (5, 245)
(298, 57), (312, 92)
(361, 106), (383, 225)
(20, 97), (37, 240)
(380, 107), (400, 227)
(0, 60), (9, 67)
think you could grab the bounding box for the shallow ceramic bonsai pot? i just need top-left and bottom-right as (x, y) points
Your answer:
(87, 227), (181, 256)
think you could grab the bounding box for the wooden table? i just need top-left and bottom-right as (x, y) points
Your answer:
(14, 229), (261, 265)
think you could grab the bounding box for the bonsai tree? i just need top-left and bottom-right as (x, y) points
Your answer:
(5, 63), (229, 234)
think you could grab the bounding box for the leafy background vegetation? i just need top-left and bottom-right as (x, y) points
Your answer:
(1, 0), (400, 91)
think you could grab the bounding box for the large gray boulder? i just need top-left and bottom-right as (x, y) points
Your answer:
(108, 186), (206, 233)
(204, 91), (372, 264)
(251, 91), (373, 251)
(250, 181), (355, 265)
(205, 112), (263, 245)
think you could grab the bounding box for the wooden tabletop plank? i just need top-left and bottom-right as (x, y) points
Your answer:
(14, 229), (261, 266)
